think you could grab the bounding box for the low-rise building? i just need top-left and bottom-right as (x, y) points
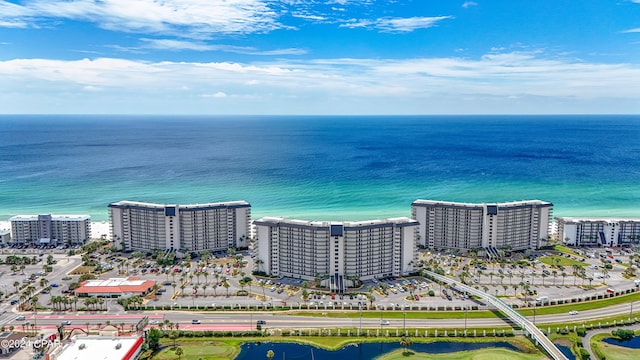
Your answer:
(9, 214), (91, 246)
(49, 334), (144, 360)
(74, 277), (156, 298)
(0, 229), (10, 246)
(556, 217), (640, 247)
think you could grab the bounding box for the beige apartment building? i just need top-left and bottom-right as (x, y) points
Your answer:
(9, 214), (91, 245)
(109, 200), (251, 252)
(254, 217), (418, 293)
(411, 200), (553, 253)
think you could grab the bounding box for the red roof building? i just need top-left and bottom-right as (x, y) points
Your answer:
(74, 277), (156, 298)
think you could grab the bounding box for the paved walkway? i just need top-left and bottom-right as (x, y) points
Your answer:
(582, 323), (640, 359)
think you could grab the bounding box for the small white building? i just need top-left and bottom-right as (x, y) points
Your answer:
(556, 217), (640, 247)
(50, 335), (144, 360)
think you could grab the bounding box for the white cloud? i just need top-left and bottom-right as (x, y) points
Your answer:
(0, 0), (282, 37)
(341, 16), (452, 32)
(1, 52), (639, 114)
(462, 1), (478, 8)
(622, 28), (640, 33)
(202, 92), (228, 98)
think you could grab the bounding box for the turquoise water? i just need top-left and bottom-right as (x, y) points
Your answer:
(1, 115), (639, 222)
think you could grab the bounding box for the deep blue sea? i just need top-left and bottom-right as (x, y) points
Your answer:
(1, 115), (639, 222)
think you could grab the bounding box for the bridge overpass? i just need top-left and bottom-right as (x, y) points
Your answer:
(423, 270), (568, 360)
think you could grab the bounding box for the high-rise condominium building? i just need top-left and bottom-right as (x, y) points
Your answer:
(411, 200), (553, 252)
(255, 217), (418, 293)
(9, 214), (91, 245)
(109, 200), (251, 252)
(556, 217), (640, 247)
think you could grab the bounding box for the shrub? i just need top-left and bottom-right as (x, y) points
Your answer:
(611, 329), (635, 340)
(577, 328), (587, 337)
(579, 348), (590, 360)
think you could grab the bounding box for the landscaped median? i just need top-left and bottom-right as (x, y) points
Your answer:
(591, 329), (640, 360)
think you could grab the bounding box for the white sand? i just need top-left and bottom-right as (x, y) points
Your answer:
(91, 221), (111, 239)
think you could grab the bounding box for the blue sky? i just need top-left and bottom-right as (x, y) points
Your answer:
(1, 0), (639, 115)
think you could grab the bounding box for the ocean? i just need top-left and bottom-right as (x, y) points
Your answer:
(1, 115), (639, 222)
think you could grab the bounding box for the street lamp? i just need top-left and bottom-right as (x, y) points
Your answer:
(359, 305), (362, 333)
(403, 311), (406, 333)
(464, 306), (468, 333)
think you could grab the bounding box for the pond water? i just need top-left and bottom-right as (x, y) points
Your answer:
(234, 340), (520, 360)
(603, 335), (640, 349)
(556, 344), (577, 360)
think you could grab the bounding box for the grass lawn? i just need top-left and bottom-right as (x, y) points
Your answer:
(593, 342), (640, 360)
(377, 348), (547, 360)
(291, 310), (499, 319)
(148, 340), (237, 360)
(538, 255), (585, 269)
(518, 290), (640, 317)
(552, 245), (581, 257)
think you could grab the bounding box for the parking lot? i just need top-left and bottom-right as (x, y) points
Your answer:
(3, 244), (640, 317)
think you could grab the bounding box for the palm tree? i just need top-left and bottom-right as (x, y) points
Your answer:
(223, 280), (230, 297)
(255, 259), (264, 273)
(561, 272), (567, 286)
(399, 336), (412, 355)
(502, 285), (508, 296)
(175, 347), (183, 360)
(552, 270), (558, 286)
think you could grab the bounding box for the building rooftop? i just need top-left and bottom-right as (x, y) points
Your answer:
(55, 335), (142, 360)
(75, 277), (155, 294)
(412, 199), (552, 207)
(9, 214), (91, 221)
(255, 217), (418, 227)
(109, 200), (250, 209)
(556, 217), (640, 223)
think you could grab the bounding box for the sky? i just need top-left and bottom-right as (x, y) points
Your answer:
(0, 0), (639, 115)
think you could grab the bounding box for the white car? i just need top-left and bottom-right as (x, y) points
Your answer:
(149, 320), (159, 325)
(380, 320), (390, 325)
(569, 310), (579, 315)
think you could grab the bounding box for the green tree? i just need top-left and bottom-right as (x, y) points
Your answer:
(146, 328), (162, 350)
(266, 349), (275, 359)
(169, 330), (179, 347)
(175, 347), (183, 359)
